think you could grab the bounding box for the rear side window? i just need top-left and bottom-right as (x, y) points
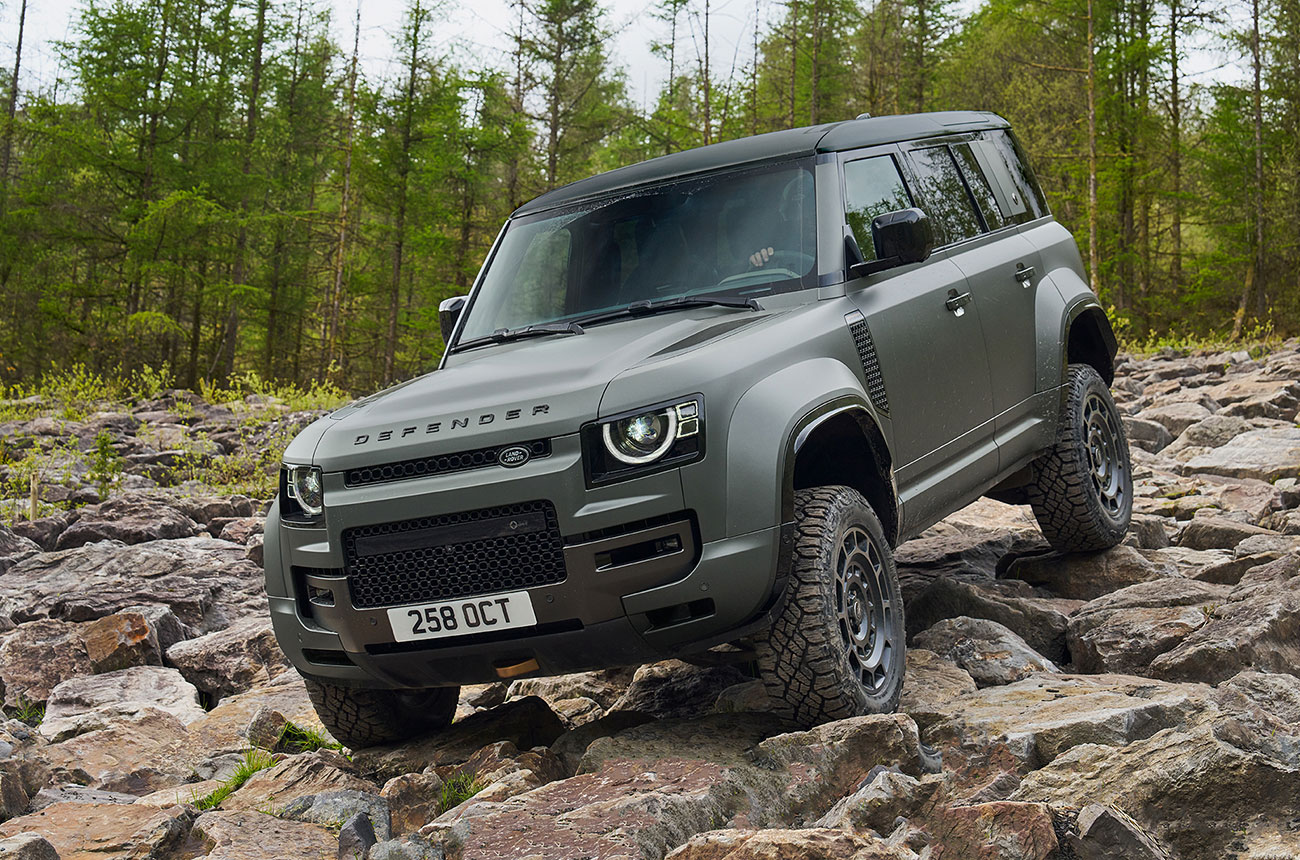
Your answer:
(843, 155), (913, 261)
(981, 129), (1049, 220)
(952, 143), (1007, 231)
(907, 146), (982, 247)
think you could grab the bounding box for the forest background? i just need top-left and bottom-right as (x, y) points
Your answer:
(0, 0), (1294, 394)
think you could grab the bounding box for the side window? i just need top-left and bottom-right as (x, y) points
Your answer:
(982, 129), (1049, 220)
(907, 146), (982, 247)
(843, 155), (912, 261)
(952, 143), (1007, 231)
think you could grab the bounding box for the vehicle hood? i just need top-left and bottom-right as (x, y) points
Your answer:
(301, 309), (772, 472)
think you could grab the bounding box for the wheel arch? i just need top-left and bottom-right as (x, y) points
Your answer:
(1064, 303), (1119, 386)
(787, 398), (899, 546)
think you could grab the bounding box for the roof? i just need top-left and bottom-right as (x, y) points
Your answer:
(514, 111), (1010, 216)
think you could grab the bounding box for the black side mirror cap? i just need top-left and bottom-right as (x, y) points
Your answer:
(439, 295), (469, 344)
(849, 208), (935, 278)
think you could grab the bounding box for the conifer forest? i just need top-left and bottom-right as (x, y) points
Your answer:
(0, 0), (1295, 391)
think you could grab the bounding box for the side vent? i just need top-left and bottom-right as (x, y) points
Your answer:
(846, 311), (889, 414)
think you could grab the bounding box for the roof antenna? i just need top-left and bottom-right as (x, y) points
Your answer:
(856, 112), (872, 119)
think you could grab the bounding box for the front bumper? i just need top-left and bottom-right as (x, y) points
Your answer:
(266, 433), (786, 688)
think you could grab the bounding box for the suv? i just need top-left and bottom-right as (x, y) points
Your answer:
(266, 111), (1132, 746)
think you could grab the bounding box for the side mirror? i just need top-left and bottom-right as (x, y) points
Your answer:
(849, 208), (934, 278)
(438, 295), (468, 344)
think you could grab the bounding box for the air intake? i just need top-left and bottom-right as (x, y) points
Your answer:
(846, 311), (889, 414)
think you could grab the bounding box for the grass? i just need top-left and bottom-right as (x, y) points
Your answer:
(1114, 314), (1284, 359)
(5, 696), (45, 727)
(276, 721), (343, 754)
(192, 749), (275, 811)
(437, 771), (487, 815)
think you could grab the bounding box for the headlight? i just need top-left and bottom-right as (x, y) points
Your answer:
(286, 465), (324, 516)
(587, 397), (702, 484)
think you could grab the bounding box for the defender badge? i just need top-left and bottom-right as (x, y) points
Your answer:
(498, 445), (531, 468)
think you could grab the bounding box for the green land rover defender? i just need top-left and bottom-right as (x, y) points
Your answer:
(265, 111), (1132, 747)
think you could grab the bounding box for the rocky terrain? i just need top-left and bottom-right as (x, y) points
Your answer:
(0, 344), (1298, 860)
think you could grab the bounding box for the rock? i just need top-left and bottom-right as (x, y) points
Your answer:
(0, 536), (265, 630)
(1013, 723), (1299, 860)
(920, 801), (1061, 860)
(814, 768), (939, 832)
(1135, 401), (1212, 436)
(913, 617), (1056, 687)
(608, 660), (751, 720)
(1182, 428), (1300, 482)
(221, 750), (378, 811)
(665, 828), (911, 859)
(41, 666), (204, 740)
(904, 576), (1073, 664)
(172, 494), (257, 524)
(367, 835), (444, 860)
(7, 516), (66, 553)
(506, 667), (634, 710)
(188, 672), (332, 755)
(553, 695), (603, 725)
(192, 810), (336, 859)
(1162, 414), (1252, 457)
(244, 705), (288, 750)
(1005, 545), (1172, 601)
(1068, 803), (1173, 860)
(216, 516), (264, 544)
(281, 789), (391, 841)
(548, 709), (656, 776)
(163, 617), (290, 700)
(244, 533), (264, 566)
(0, 524), (39, 575)
(53, 493), (201, 549)
(338, 810), (378, 859)
(1234, 533), (1300, 557)
(1067, 579), (1230, 675)
(122, 603), (195, 652)
(80, 610), (161, 672)
(1126, 514), (1172, 549)
(0, 802), (194, 858)
(0, 833), (59, 860)
(354, 696), (567, 783)
(1122, 417), (1173, 452)
(897, 649), (977, 728)
(1149, 557), (1300, 683)
(924, 674), (1210, 773)
(0, 619), (94, 707)
(1177, 515), (1276, 550)
(382, 772), (444, 837)
(28, 784), (139, 812)
(41, 706), (204, 794)
(712, 680), (772, 714)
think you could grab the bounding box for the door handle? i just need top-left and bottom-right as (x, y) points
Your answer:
(1015, 264), (1036, 286)
(945, 290), (972, 316)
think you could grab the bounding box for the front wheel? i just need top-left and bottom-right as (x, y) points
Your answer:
(303, 676), (459, 749)
(1027, 363), (1133, 552)
(754, 486), (906, 727)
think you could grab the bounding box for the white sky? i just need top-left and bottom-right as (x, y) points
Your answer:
(1, 0), (1241, 109)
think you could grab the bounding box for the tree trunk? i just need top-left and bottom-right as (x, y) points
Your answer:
(1087, 0), (1100, 295)
(1169, 0), (1182, 294)
(0, 0), (27, 200)
(324, 3), (360, 376)
(386, 0), (426, 382)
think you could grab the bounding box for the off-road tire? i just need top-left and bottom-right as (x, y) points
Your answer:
(303, 676), (459, 749)
(754, 486), (905, 727)
(1028, 364), (1133, 552)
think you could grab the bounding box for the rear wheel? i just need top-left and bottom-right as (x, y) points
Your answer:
(303, 676), (459, 749)
(754, 486), (905, 727)
(1027, 364), (1133, 552)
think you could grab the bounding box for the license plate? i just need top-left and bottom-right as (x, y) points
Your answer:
(388, 591), (537, 643)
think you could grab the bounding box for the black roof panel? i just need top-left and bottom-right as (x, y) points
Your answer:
(514, 111), (1009, 216)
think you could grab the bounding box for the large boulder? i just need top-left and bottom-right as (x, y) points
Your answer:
(40, 706), (206, 795)
(608, 660), (751, 721)
(41, 666), (204, 741)
(665, 828), (913, 859)
(897, 649), (977, 729)
(1182, 427), (1300, 482)
(0, 803), (194, 859)
(912, 617), (1056, 687)
(1004, 545), (1173, 601)
(53, 492), (201, 549)
(163, 618), (290, 701)
(0, 619), (92, 706)
(192, 810), (336, 859)
(221, 750), (378, 812)
(0, 523), (39, 575)
(903, 576), (1073, 664)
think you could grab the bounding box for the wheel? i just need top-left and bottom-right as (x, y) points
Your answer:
(754, 486), (906, 727)
(302, 676), (459, 749)
(1027, 364), (1133, 552)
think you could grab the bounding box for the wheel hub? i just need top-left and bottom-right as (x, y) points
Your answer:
(834, 527), (895, 693)
(1082, 391), (1126, 519)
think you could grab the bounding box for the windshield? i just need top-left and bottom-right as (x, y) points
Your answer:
(457, 160), (818, 342)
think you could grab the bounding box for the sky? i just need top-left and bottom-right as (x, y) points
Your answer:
(0, 0), (1242, 109)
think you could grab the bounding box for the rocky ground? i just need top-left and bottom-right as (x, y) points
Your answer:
(0, 345), (1298, 860)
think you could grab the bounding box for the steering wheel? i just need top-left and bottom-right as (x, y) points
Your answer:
(718, 268), (801, 288)
(761, 249), (815, 272)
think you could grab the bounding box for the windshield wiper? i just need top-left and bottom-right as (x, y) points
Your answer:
(574, 295), (762, 326)
(452, 320), (585, 353)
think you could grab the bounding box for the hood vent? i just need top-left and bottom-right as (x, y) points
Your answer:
(846, 311), (889, 414)
(649, 316), (763, 359)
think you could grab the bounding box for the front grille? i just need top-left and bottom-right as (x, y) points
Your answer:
(849, 317), (890, 414)
(342, 500), (567, 608)
(344, 439), (551, 487)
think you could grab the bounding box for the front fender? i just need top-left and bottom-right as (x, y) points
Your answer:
(724, 357), (876, 537)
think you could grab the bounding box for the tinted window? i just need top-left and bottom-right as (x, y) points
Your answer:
(908, 146), (982, 246)
(843, 155), (912, 261)
(952, 143), (1006, 231)
(983, 129), (1049, 219)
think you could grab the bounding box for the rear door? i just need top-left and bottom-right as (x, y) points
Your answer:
(840, 147), (998, 532)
